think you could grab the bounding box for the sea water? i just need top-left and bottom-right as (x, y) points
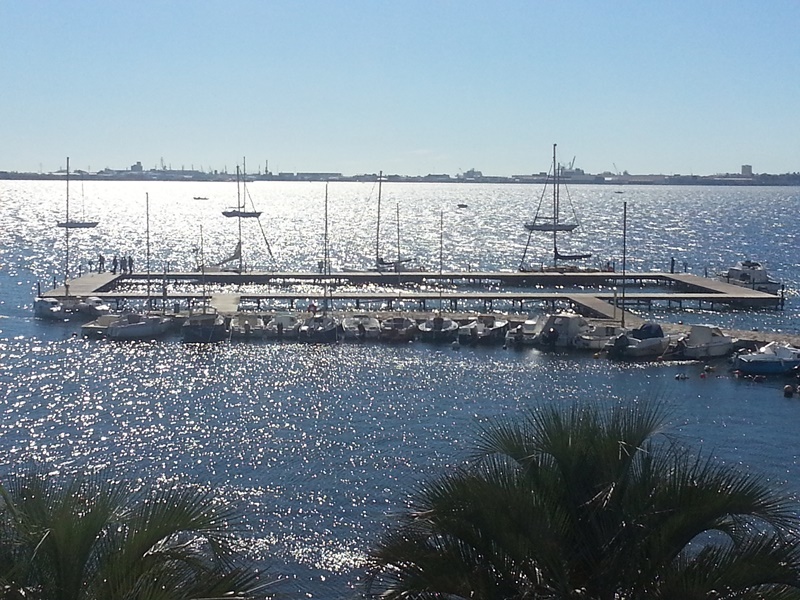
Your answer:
(1, 181), (800, 597)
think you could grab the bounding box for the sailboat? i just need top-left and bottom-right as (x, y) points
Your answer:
(520, 144), (591, 270)
(373, 171), (412, 272)
(299, 183), (338, 343)
(106, 193), (171, 340)
(182, 226), (229, 343)
(36, 156), (96, 319)
(57, 157), (99, 229)
(218, 160), (273, 273)
(222, 164), (262, 218)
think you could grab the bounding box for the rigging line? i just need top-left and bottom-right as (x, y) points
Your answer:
(519, 226), (536, 270)
(528, 161), (555, 223)
(243, 181), (275, 260)
(563, 183), (582, 227)
(254, 216), (274, 259)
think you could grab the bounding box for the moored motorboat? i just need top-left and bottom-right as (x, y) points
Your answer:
(732, 342), (800, 376)
(718, 260), (781, 295)
(108, 312), (172, 341)
(505, 315), (540, 346)
(675, 324), (735, 359)
(298, 313), (339, 343)
(81, 313), (122, 338)
(417, 315), (459, 343)
(264, 312), (301, 339)
(529, 311), (591, 349)
(379, 316), (418, 343)
(574, 323), (627, 351)
(341, 313), (381, 340)
(458, 314), (509, 345)
(605, 322), (671, 359)
(182, 308), (228, 343)
(229, 313), (265, 340)
(76, 296), (112, 318)
(34, 297), (68, 321)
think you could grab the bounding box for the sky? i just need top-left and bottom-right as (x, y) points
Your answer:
(1, 1), (799, 177)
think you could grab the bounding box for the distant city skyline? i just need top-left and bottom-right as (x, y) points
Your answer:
(2, 1), (799, 176)
(0, 158), (782, 179)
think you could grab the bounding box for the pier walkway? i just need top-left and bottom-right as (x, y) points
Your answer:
(42, 270), (782, 322)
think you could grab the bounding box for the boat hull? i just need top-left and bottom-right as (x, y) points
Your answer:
(418, 317), (458, 343)
(298, 316), (339, 343)
(182, 313), (228, 343)
(379, 317), (417, 343)
(732, 356), (800, 376)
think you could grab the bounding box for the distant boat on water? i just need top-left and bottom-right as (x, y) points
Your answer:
(222, 165), (262, 218)
(519, 144), (592, 270)
(57, 157), (99, 229)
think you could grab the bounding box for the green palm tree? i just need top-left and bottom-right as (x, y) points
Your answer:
(0, 470), (265, 600)
(366, 401), (800, 599)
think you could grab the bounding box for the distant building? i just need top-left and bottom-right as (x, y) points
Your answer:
(741, 164), (753, 177)
(131, 161), (143, 172)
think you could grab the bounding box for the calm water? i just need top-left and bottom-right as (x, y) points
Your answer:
(1, 181), (800, 597)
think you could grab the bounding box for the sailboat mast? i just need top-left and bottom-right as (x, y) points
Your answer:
(552, 143), (558, 267)
(64, 157), (70, 290)
(375, 171), (382, 266)
(324, 182), (330, 276)
(395, 202), (401, 265)
(439, 209), (444, 275)
(146, 192), (151, 307)
(236, 165), (243, 272)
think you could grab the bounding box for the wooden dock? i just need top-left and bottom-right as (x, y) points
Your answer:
(41, 269), (783, 327)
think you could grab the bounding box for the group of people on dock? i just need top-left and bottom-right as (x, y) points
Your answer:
(89, 253), (134, 275)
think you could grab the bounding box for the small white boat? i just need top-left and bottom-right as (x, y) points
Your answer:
(341, 314), (381, 340)
(77, 296), (112, 318)
(574, 323), (627, 351)
(264, 313), (301, 339)
(298, 313), (339, 343)
(229, 313), (265, 340)
(675, 324), (735, 359)
(108, 312), (172, 341)
(458, 315), (509, 345)
(81, 313), (121, 338)
(605, 322), (671, 359)
(529, 311), (591, 349)
(418, 315), (459, 343)
(732, 342), (800, 376)
(505, 315), (541, 346)
(34, 297), (67, 320)
(718, 260), (781, 295)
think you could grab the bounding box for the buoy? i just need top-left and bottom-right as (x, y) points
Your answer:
(700, 372), (706, 379)
(784, 385), (795, 398)
(451, 340), (460, 350)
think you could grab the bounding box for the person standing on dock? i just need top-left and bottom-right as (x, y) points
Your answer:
(98, 253), (105, 273)
(128, 256), (133, 274)
(111, 255), (118, 274)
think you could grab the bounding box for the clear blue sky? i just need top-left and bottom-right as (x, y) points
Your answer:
(2, 1), (798, 176)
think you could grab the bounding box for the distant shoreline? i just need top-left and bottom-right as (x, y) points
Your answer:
(2, 170), (799, 186)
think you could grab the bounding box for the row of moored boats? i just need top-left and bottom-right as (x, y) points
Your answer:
(506, 311), (800, 377)
(34, 296), (800, 376)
